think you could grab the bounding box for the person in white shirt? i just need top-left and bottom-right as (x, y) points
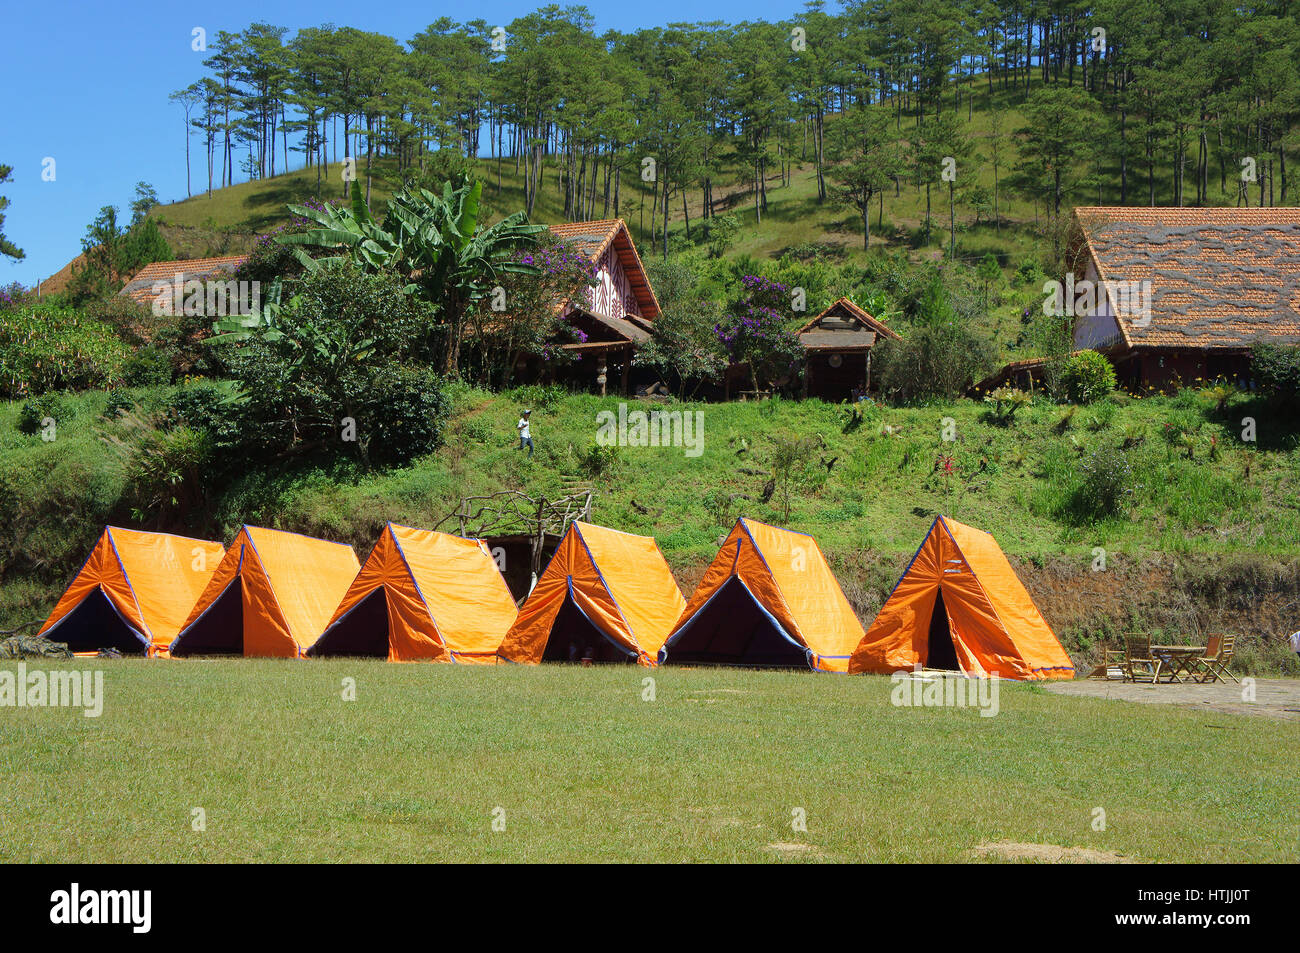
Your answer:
(1290, 629), (1300, 662)
(517, 409), (534, 458)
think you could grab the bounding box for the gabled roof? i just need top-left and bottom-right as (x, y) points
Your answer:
(797, 297), (901, 343)
(1072, 207), (1300, 351)
(549, 219), (660, 320)
(564, 307), (653, 348)
(119, 255), (249, 306)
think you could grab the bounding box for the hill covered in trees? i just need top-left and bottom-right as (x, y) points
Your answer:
(160, 2), (1299, 266)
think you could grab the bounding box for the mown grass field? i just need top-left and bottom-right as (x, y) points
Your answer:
(1, 660), (1296, 863)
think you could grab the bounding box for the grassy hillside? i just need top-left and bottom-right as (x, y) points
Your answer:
(4, 381), (1299, 673)
(2, 660), (1296, 863)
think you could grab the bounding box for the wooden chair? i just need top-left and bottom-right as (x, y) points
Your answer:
(1122, 634), (1160, 683)
(1194, 634), (1238, 683)
(1086, 642), (1126, 679)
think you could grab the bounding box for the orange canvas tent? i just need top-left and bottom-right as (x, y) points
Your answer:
(39, 527), (225, 656)
(308, 522), (517, 662)
(659, 518), (864, 671)
(496, 521), (685, 665)
(848, 516), (1074, 680)
(169, 526), (359, 658)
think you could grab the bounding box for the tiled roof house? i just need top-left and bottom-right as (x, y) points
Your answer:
(1069, 207), (1300, 388)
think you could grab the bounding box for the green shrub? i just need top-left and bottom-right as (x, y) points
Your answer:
(873, 322), (998, 401)
(1060, 350), (1116, 404)
(1252, 342), (1300, 405)
(0, 305), (130, 397)
(17, 393), (75, 436)
(1066, 444), (1137, 523)
(362, 365), (450, 467)
(122, 346), (175, 386)
(581, 442), (622, 479)
(510, 383), (566, 413)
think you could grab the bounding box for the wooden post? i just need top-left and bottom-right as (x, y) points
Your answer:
(596, 354), (608, 397)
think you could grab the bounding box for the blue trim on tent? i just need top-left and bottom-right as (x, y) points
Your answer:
(561, 574), (637, 661)
(104, 527), (153, 643)
(388, 523), (447, 651)
(40, 525), (148, 650)
(41, 584), (151, 648)
(170, 543), (246, 654)
(572, 524), (637, 648)
(239, 527), (302, 656)
(659, 573), (812, 668)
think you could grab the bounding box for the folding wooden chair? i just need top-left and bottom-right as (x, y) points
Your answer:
(1086, 642), (1126, 679)
(1195, 634), (1239, 683)
(1122, 634), (1160, 683)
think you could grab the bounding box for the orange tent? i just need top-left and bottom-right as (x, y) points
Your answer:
(308, 522), (517, 662)
(169, 526), (359, 658)
(39, 527), (225, 656)
(659, 518), (864, 671)
(848, 516), (1074, 680)
(496, 521), (685, 665)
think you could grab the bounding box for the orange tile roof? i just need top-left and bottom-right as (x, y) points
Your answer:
(548, 219), (660, 319)
(1072, 207), (1300, 351)
(119, 256), (249, 305)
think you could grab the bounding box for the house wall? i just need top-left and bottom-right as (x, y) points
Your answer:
(585, 243), (639, 320)
(1072, 255), (1125, 351)
(1120, 350), (1253, 391)
(804, 352), (871, 402)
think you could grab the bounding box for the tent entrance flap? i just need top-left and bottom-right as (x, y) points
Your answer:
(666, 575), (807, 667)
(541, 591), (636, 663)
(44, 588), (149, 655)
(312, 589), (390, 657)
(171, 583), (243, 656)
(926, 588), (960, 671)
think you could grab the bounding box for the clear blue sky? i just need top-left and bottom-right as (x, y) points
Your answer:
(1, 0), (810, 287)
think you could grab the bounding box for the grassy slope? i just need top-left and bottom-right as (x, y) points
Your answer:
(2, 660), (1295, 863)
(5, 381), (1297, 671)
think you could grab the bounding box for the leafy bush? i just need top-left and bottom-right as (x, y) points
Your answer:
(509, 383), (566, 413)
(207, 261), (447, 471)
(1066, 444), (1137, 523)
(1252, 342), (1300, 405)
(581, 442), (622, 479)
(122, 346), (175, 386)
(0, 305), (130, 397)
(1060, 350), (1116, 404)
(361, 365), (450, 467)
(873, 322), (998, 401)
(17, 393), (75, 436)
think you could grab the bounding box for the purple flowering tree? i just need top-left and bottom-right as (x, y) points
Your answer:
(464, 238), (597, 388)
(716, 274), (806, 393)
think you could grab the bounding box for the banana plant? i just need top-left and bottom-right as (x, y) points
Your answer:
(206, 278), (287, 345)
(274, 175), (547, 374)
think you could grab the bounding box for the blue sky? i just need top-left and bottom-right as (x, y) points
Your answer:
(1, 0), (810, 287)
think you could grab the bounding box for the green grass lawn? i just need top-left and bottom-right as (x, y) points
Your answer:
(2, 660), (1295, 863)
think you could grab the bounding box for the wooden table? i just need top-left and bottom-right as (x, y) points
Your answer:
(1150, 645), (1206, 683)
